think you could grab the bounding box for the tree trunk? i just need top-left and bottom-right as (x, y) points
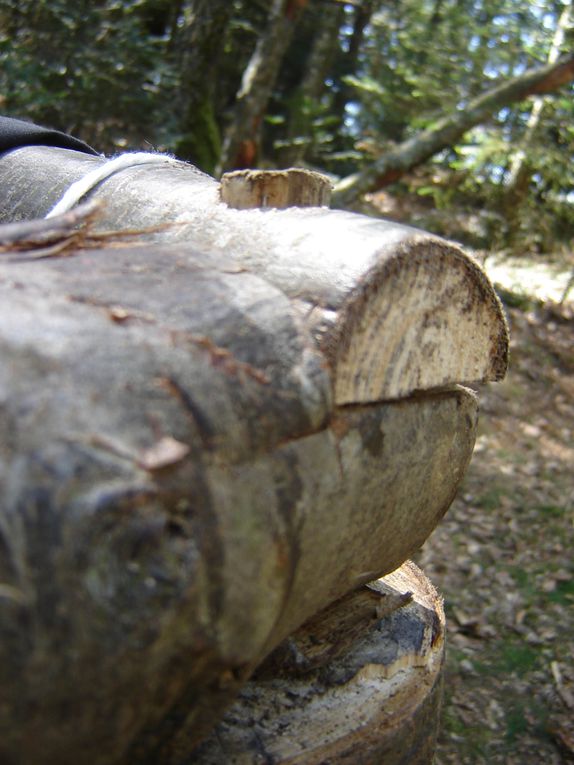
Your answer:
(174, 0), (235, 173)
(333, 54), (574, 207)
(280, 1), (345, 167)
(330, 0), (375, 149)
(0, 151), (508, 763)
(219, 0), (308, 173)
(0, 148), (509, 402)
(192, 560), (445, 764)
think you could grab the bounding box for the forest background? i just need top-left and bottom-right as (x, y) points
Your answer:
(2, 0), (574, 252)
(1, 1), (573, 763)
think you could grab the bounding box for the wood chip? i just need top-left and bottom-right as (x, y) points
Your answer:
(137, 436), (190, 471)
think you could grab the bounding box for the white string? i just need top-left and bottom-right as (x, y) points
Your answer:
(45, 152), (178, 219)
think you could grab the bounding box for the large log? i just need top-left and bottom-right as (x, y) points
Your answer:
(0, 231), (475, 764)
(0, 147), (508, 403)
(0, 153), (508, 762)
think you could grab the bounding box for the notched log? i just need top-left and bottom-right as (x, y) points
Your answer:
(0, 147), (509, 404)
(0, 149), (507, 763)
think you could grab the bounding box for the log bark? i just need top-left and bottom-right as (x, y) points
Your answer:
(332, 53), (574, 207)
(191, 560), (445, 764)
(0, 147), (509, 404)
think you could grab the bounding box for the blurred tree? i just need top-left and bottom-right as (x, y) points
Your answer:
(219, 0), (309, 172)
(173, 0), (234, 173)
(1, 0), (573, 248)
(0, 0), (171, 152)
(332, 54), (574, 207)
(276, 0), (345, 167)
(502, 0), (573, 248)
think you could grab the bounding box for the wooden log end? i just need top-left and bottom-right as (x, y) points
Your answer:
(329, 236), (509, 404)
(191, 560), (445, 765)
(220, 168), (332, 210)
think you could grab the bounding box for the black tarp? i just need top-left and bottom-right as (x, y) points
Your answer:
(0, 116), (98, 156)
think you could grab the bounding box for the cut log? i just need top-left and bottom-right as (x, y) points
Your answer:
(0, 154), (508, 762)
(191, 560), (445, 765)
(0, 233), (475, 764)
(0, 148), (509, 403)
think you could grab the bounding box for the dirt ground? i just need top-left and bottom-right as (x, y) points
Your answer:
(415, 278), (574, 763)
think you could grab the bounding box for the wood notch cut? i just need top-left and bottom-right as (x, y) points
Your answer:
(0, 148), (509, 405)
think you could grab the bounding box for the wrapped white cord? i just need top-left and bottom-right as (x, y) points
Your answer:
(45, 152), (178, 219)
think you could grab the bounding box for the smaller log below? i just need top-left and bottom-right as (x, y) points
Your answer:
(190, 560), (445, 765)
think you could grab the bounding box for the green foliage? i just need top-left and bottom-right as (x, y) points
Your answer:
(0, 0), (173, 151)
(547, 578), (574, 605)
(474, 486), (509, 510)
(342, 0), (574, 248)
(1, 0), (572, 250)
(495, 641), (540, 674)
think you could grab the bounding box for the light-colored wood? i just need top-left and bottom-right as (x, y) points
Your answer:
(0, 147), (508, 403)
(192, 561), (445, 765)
(220, 168), (332, 209)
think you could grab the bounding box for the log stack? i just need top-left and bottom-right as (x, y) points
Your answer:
(0, 149), (508, 764)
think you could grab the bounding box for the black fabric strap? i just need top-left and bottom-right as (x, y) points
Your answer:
(0, 116), (99, 156)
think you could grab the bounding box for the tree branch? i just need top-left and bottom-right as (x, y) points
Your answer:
(332, 54), (574, 207)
